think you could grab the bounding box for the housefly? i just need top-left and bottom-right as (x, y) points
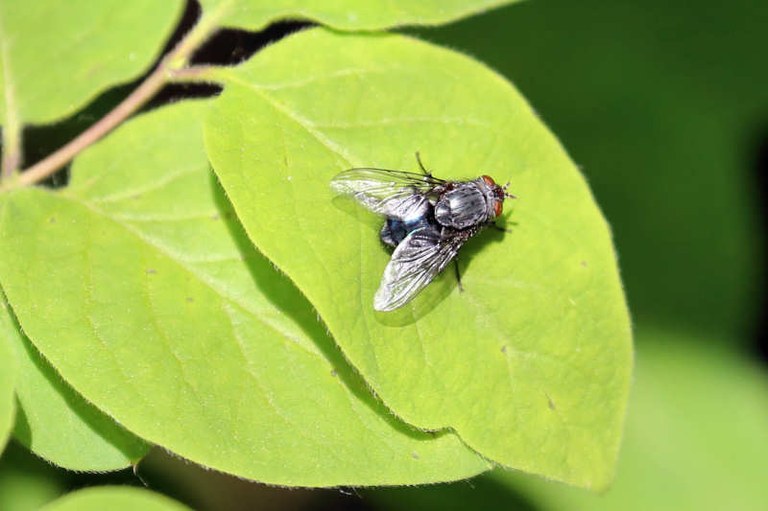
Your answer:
(331, 154), (514, 311)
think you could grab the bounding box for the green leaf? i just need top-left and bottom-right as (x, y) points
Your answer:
(0, 0), (183, 125)
(41, 487), (190, 511)
(0, 442), (65, 511)
(417, 0), (766, 338)
(497, 327), (768, 510)
(0, 290), (148, 472)
(204, 29), (633, 489)
(0, 101), (488, 486)
(199, 0), (520, 31)
(0, 299), (16, 452)
(365, 332), (768, 511)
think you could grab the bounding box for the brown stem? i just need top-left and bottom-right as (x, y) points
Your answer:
(169, 65), (221, 83)
(1, 40), (22, 179)
(12, 68), (169, 188)
(4, 13), (221, 190)
(1, 116), (21, 180)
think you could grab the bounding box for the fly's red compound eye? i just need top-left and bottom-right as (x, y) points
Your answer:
(481, 175), (496, 187)
(493, 199), (503, 217)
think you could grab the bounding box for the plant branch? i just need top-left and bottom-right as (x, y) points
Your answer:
(169, 65), (221, 83)
(1, 40), (22, 179)
(11, 69), (169, 189)
(5, 13), (221, 190)
(1, 109), (21, 180)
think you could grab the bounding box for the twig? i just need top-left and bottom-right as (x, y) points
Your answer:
(168, 65), (221, 83)
(4, 13), (221, 190)
(1, 40), (21, 179)
(12, 68), (169, 188)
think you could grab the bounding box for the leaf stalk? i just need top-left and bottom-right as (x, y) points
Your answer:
(3, 12), (222, 190)
(1, 39), (22, 179)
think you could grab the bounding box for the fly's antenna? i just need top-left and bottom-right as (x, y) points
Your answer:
(502, 181), (517, 199)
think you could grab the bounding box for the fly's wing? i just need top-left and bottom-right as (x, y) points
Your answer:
(374, 227), (468, 311)
(330, 168), (445, 220)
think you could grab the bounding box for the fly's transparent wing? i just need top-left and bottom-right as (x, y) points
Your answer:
(374, 227), (467, 311)
(331, 168), (445, 220)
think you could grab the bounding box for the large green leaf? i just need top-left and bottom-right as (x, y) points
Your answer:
(499, 327), (768, 510)
(417, 0), (767, 338)
(366, 328), (768, 511)
(0, 297), (16, 451)
(199, 0), (520, 31)
(41, 487), (189, 511)
(204, 29), (633, 489)
(0, 0), (183, 126)
(1, 291), (148, 472)
(0, 101), (487, 486)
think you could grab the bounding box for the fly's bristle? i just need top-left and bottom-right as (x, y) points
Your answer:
(502, 181), (517, 199)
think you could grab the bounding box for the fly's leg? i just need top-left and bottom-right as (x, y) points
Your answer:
(492, 223), (509, 233)
(454, 259), (464, 293)
(415, 151), (433, 178)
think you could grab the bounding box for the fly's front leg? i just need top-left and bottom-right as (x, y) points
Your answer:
(415, 151), (433, 178)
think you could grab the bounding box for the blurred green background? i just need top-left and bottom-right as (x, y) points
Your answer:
(4, 0), (767, 509)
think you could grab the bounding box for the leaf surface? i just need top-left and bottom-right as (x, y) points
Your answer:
(199, 0), (520, 31)
(0, 101), (487, 486)
(498, 327), (768, 510)
(0, 304), (15, 451)
(365, 329), (768, 510)
(1, 291), (148, 471)
(0, 0), (183, 125)
(41, 487), (189, 511)
(204, 29), (633, 488)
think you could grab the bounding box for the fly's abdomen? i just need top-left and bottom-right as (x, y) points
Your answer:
(381, 216), (434, 248)
(380, 219), (409, 248)
(435, 185), (489, 229)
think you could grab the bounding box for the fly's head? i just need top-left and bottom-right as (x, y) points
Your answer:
(479, 175), (516, 220)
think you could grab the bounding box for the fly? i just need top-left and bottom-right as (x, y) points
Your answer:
(331, 153), (515, 312)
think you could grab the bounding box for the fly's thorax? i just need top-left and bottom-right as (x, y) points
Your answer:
(434, 179), (497, 229)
